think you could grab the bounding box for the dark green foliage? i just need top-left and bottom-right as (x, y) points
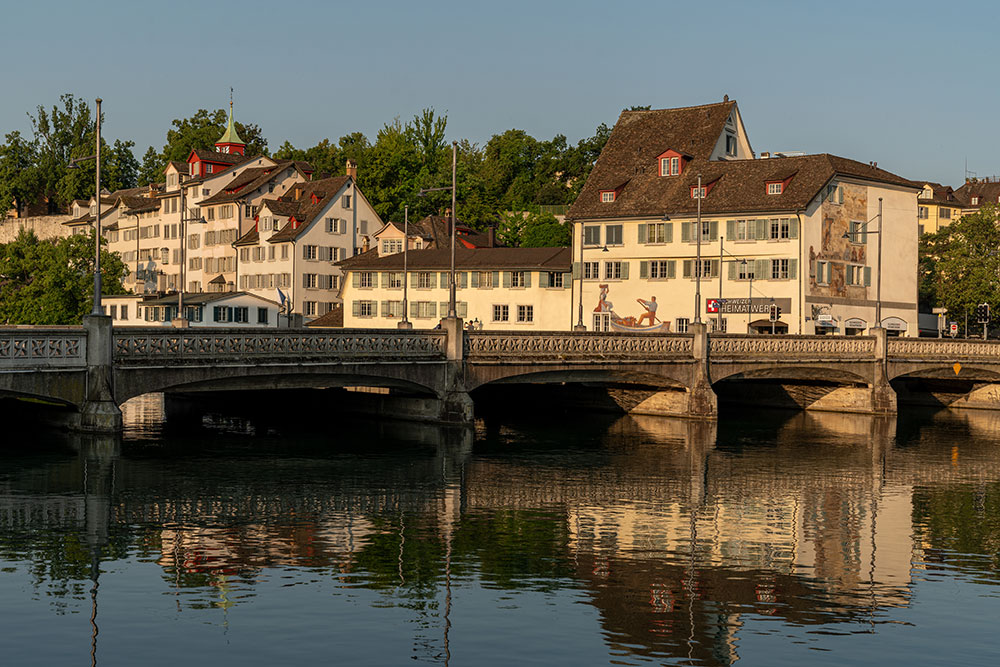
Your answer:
(0, 230), (129, 324)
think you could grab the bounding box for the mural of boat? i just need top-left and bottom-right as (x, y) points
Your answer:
(608, 316), (670, 333)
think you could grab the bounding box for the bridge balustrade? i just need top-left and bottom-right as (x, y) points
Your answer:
(113, 328), (448, 364)
(0, 327), (87, 369)
(465, 331), (694, 360)
(888, 337), (1000, 359)
(709, 334), (877, 359)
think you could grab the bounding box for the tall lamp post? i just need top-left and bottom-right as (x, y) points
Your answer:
(695, 174), (703, 324)
(174, 184), (205, 327)
(843, 197), (883, 329)
(68, 98), (103, 316)
(418, 141), (459, 320)
(398, 204), (412, 329)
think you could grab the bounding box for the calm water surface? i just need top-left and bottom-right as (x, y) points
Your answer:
(2, 398), (1000, 665)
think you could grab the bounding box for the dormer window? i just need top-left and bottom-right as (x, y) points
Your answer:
(600, 191), (616, 203)
(660, 156), (681, 176)
(690, 186), (706, 199)
(725, 134), (737, 156)
(767, 182), (784, 195)
(972, 196), (979, 205)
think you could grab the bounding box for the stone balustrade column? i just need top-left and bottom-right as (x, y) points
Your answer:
(687, 323), (718, 419)
(869, 327), (897, 415)
(78, 315), (123, 433)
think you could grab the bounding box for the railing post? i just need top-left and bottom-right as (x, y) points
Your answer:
(687, 323), (717, 419)
(78, 315), (122, 433)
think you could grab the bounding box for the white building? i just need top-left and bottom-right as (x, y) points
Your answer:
(103, 292), (282, 328)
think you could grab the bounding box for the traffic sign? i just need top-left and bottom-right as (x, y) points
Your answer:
(950, 322), (959, 336)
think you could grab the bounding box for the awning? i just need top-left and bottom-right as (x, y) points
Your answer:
(208, 274), (227, 285)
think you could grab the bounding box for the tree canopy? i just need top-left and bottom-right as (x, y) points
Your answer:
(0, 230), (128, 324)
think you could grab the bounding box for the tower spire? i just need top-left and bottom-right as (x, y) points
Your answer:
(216, 88), (245, 154)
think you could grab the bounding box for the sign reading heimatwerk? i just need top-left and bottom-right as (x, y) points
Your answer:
(706, 298), (792, 315)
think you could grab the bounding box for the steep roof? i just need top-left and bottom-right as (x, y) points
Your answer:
(337, 246), (571, 271)
(191, 148), (247, 165)
(381, 215), (492, 249)
(216, 103), (244, 146)
(265, 176), (352, 243)
(953, 180), (1000, 207)
(304, 304), (344, 328)
(198, 161), (306, 205)
(570, 153), (917, 220)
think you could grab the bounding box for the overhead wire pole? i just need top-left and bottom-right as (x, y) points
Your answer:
(449, 141), (457, 319)
(695, 174), (702, 324)
(92, 98), (103, 315)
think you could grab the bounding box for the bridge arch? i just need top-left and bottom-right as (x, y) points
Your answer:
(466, 363), (695, 393)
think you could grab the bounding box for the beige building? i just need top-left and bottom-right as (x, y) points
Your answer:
(337, 247), (572, 329)
(913, 181), (963, 235)
(567, 100), (921, 336)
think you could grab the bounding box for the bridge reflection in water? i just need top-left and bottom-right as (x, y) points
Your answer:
(2, 408), (1000, 664)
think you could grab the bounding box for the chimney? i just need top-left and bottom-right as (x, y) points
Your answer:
(345, 159), (357, 180)
(488, 225), (495, 248)
(362, 236), (370, 253)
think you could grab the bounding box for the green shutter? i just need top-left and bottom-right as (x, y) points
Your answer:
(352, 272), (360, 288)
(683, 259), (693, 278)
(439, 272), (448, 288)
(380, 272), (388, 288)
(681, 222), (691, 242)
(755, 259), (769, 280)
(524, 271), (532, 288)
(728, 261), (737, 280)
(352, 301), (361, 317)
(709, 220), (719, 241)
(826, 262), (833, 284)
(640, 261), (648, 279)
(710, 259), (719, 277)
(471, 271), (480, 288)
(864, 266), (872, 286)
(789, 258), (797, 279)
(667, 261), (676, 279)
(620, 262), (629, 280)
(430, 302), (437, 318)
(756, 219), (768, 240)
(562, 272), (571, 288)
(727, 220), (737, 240)
(460, 272), (468, 288)
(492, 271), (500, 286)
(503, 271), (511, 288)
(637, 223), (647, 244)
(571, 262), (580, 279)
(838, 187), (844, 204)
(789, 218), (799, 239)
(665, 222), (673, 243)
(540, 271), (549, 288)
(380, 300), (388, 316)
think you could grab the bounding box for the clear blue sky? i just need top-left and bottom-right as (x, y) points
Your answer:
(0, 0), (992, 185)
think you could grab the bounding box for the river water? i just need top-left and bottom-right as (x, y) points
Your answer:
(2, 396), (1000, 666)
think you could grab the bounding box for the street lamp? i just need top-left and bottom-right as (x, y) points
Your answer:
(418, 141), (458, 319)
(175, 183), (206, 327)
(67, 97), (103, 316)
(695, 173), (703, 324)
(574, 225), (609, 331)
(741, 259), (753, 333)
(842, 197), (883, 329)
(398, 204), (412, 329)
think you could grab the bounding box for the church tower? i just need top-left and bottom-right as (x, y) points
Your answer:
(215, 92), (245, 156)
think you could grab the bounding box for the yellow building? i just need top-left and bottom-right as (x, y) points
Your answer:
(913, 181), (962, 235)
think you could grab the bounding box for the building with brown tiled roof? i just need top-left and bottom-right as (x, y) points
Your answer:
(912, 181), (963, 235)
(567, 99), (921, 336)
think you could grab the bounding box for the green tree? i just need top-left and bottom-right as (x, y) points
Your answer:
(137, 145), (165, 186)
(521, 212), (570, 247)
(406, 108), (448, 167)
(920, 205), (1000, 320)
(360, 118), (423, 221)
(0, 131), (40, 215)
(160, 108), (267, 163)
(0, 230), (128, 324)
(28, 94), (97, 208)
(103, 139), (140, 192)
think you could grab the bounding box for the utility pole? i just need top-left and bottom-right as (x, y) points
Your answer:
(695, 174), (702, 324)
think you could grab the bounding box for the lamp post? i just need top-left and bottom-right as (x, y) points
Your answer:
(68, 98), (103, 316)
(695, 173), (703, 324)
(418, 141), (459, 320)
(174, 185), (206, 327)
(843, 197), (883, 330)
(575, 222), (586, 330)
(398, 204), (412, 329)
(742, 259), (753, 333)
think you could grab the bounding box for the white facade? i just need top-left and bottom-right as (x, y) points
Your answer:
(103, 292), (282, 328)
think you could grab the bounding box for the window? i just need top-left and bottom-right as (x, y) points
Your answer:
(356, 301), (374, 318)
(646, 222), (671, 243)
(382, 300), (403, 318)
(826, 184), (843, 203)
(848, 220), (867, 244)
(493, 304), (509, 322)
(382, 239), (402, 254)
(605, 224), (623, 246)
(603, 261), (623, 280)
(257, 307), (269, 324)
(303, 245), (318, 260)
(711, 317), (727, 333)
(675, 318), (690, 333)
(417, 272), (434, 289)
(767, 182), (783, 195)
(846, 264), (870, 287)
(388, 272), (403, 288)
(547, 272), (564, 288)
(516, 305), (534, 323)
(649, 260), (673, 279)
(304, 274), (317, 288)
(691, 186), (706, 199)
(584, 225), (601, 246)
(593, 313), (611, 331)
(477, 271), (494, 288)
(972, 196), (980, 205)
(816, 260), (832, 285)
(769, 218), (791, 240)
(600, 191), (615, 203)
(359, 272), (374, 288)
(120, 305), (128, 321)
(281, 245), (289, 260)
(268, 246), (275, 261)
(511, 271), (525, 288)
(342, 194), (352, 209)
(940, 208), (951, 219)
(918, 206), (929, 219)
(683, 259), (717, 278)
(737, 260), (755, 280)
(412, 301), (436, 319)
(726, 134), (737, 156)
(583, 261), (600, 279)
(771, 258), (790, 280)
(305, 301), (317, 316)
(660, 156), (681, 176)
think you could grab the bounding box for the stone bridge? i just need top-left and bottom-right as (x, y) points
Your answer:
(4, 316), (1000, 432)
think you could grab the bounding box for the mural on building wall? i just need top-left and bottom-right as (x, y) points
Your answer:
(809, 183), (868, 299)
(595, 284), (670, 332)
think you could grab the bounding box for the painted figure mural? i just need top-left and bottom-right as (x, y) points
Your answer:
(594, 284), (669, 332)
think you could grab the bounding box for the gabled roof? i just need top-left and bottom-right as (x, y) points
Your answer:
(378, 215), (492, 249)
(190, 148), (247, 165)
(304, 304), (344, 328)
(337, 246), (570, 271)
(165, 161), (188, 174)
(953, 180), (1000, 207)
(570, 152), (918, 220)
(264, 176), (352, 243)
(198, 162), (306, 206)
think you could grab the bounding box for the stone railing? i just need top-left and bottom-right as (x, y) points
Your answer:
(710, 334), (877, 359)
(114, 328), (447, 363)
(0, 327), (87, 368)
(888, 337), (1000, 359)
(466, 331), (694, 360)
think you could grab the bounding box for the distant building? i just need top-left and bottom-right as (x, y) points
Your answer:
(103, 292), (282, 328)
(913, 181), (962, 235)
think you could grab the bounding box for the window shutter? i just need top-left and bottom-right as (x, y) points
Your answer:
(439, 272), (448, 288)
(524, 272), (532, 288)
(756, 219), (768, 240)
(302, 245), (308, 259)
(571, 262), (580, 279)
(351, 301), (360, 317)
(410, 301), (417, 317)
(862, 227), (869, 245)
(540, 271), (549, 288)
(710, 259), (719, 277)
(789, 218), (799, 239)
(728, 261), (737, 280)
(826, 262), (833, 284)
(460, 272), (468, 288)
(471, 271), (480, 288)
(637, 223), (647, 244)
(430, 302), (437, 318)
(681, 222), (691, 242)
(562, 272), (571, 287)
(864, 266), (872, 286)
(411, 272), (419, 288)
(665, 222), (673, 243)
(352, 272), (360, 288)
(709, 220), (719, 241)
(755, 259), (769, 280)
(667, 261), (676, 279)
(621, 262), (629, 280)
(789, 258), (797, 279)
(727, 220), (737, 240)
(683, 260), (693, 278)
(639, 261), (648, 279)
(380, 272), (388, 288)
(838, 187), (844, 204)
(492, 271), (500, 286)
(380, 300), (388, 316)
(503, 271), (512, 288)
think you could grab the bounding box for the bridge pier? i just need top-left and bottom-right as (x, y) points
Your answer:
(440, 316), (475, 426)
(78, 315), (123, 434)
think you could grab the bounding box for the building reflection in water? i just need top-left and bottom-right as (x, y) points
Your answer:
(5, 404), (1000, 664)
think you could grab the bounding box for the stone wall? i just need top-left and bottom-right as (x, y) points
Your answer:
(0, 215), (73, 244)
